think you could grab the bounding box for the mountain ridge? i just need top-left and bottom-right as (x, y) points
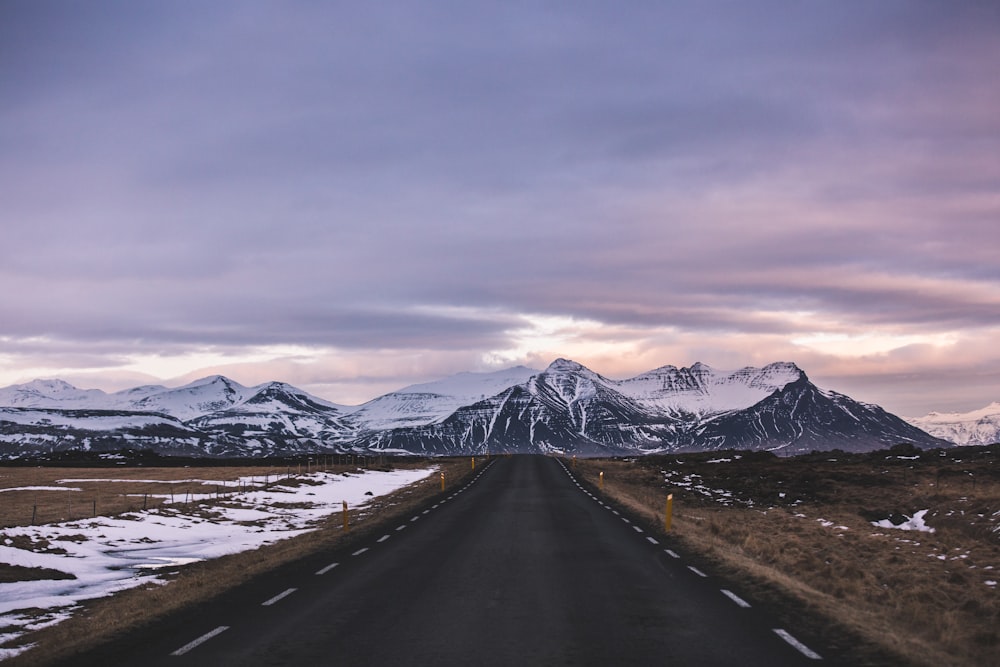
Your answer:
(0, 360), (951, 458)
(906, 402), (1000, 446)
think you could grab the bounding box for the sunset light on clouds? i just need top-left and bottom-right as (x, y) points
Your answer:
(2, 1), (998, 417)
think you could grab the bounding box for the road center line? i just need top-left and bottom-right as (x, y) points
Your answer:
(721, 589), (751, 608)
(315, 562), (339, 575)
(687, 566), (707, 578)
(773, 629), (823, 660)
(262, 588), (297, 606)
(170, 625), (230, 656)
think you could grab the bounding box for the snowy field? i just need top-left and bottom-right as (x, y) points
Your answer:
(0, 466), (436, 659)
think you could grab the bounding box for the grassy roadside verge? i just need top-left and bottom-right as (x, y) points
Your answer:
(4, 457), (479, 666)
(572, 450), (1000, 667)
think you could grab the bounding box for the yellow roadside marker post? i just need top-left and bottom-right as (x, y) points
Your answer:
(472, 457), (476, 471)
(599, 471), (604, 491)
(440, 471), (445, 491)
(572, 455), (576, 469)
(343, 501), (349, 532)
(665, 493), (674, 532)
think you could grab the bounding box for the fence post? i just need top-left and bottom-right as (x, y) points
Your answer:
(665, 493), (674, 532)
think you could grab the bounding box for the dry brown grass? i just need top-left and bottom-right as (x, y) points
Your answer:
(1, 457), (478, 666)
(0, 462), (370, 527)
(574, 446), (1000, 667)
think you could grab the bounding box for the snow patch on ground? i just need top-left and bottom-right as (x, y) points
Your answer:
(871, 509), (935, 533)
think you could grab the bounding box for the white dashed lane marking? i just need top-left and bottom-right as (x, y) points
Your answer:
(687, 566), (708, 578)
(262, 588), (297, 607)
(315, 562), (339, 576)
(773, 629), (823, 660)
(721, 589), (751, 608)
(665, 549), (680, 559)
(646, 537), (659, 545)
(377, 535), (390, 543)
(352, 548), (369, 556)
(171, 626), (230, 656)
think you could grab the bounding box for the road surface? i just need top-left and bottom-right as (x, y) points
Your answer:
(65, 455), (837, 665)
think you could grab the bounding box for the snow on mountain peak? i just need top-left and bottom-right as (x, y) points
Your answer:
(345, 365), (539, 431)
(546, 358), (585, 372)
(618, 361), (803, 416)
(907, 402), (1000, 446)
(0, 379), (108, 408)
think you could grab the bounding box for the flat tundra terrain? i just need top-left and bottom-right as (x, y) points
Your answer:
(575, 443), (1000, 667)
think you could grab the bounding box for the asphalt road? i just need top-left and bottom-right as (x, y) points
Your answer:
(67, 456), (837, 666)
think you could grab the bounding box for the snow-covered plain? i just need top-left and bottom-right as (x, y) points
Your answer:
(0, 466), (435, 659)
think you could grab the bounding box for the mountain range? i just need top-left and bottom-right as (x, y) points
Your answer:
(0, 359), (952, 458)
(905, 402), (1000, 447)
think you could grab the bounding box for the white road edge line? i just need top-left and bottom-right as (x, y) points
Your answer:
(262, 588), (297, 607)
(773, 629), (823, 660)
(687, 566), (707, 578)
(665, 549), (680, 559)
(171, 625), (230, 656)
(315, 562), (339, 575)
(352, 547), (369, 556)
(721, 589), (751, 608)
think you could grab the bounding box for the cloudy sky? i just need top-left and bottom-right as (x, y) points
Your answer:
(2, 1), (998, 416)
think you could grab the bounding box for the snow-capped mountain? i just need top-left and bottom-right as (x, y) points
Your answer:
(618, 361), (804, 416)
(671, 376), (941, 453)
(0, 376), (353, 457)
(359, 359), (946, 455)
(189, 382), (353, 442)
(345, 366), (538, 431)
(0, 360), (951, 458)
(906, 403), (1000, 446)
(0, 379), (112, 408)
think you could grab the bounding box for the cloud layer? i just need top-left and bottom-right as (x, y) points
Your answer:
(2, 1), (998, 416)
